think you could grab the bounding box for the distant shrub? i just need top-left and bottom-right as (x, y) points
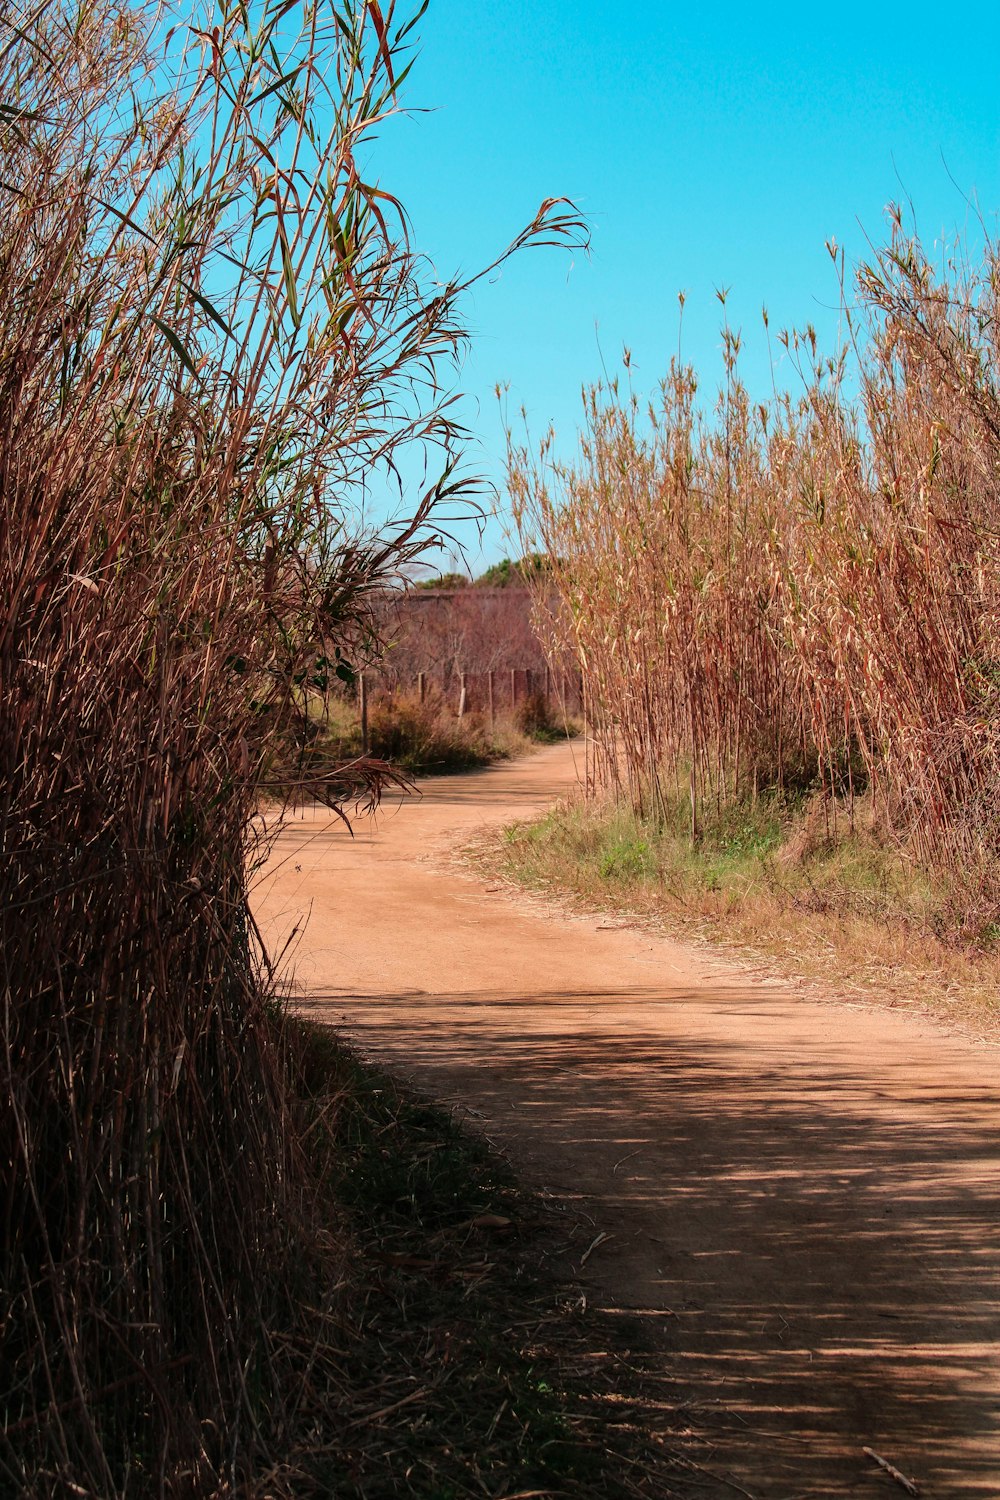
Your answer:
(475, 554), (551, 587)
(513, 689), (565, 740)
(367, 691), (532, 772)
(415, 571), (471, 589)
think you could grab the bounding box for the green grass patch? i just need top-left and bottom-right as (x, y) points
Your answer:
(497, 788), (941, 924)
(478, 788), (1000, 1034)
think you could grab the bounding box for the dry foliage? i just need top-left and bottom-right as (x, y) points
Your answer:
(0, 0), (582, 1490)
(374, 585), (551, 687)
(509, 219), (1000, 905)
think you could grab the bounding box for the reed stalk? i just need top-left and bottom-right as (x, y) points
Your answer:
(510, 214), (1000, 895)
(0, 1), (582, 1489)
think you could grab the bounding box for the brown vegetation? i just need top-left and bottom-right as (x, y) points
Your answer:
(290, 582), (583, 774)
(373, 584), (570, 697)
(509, 218), (1000, 929)
(0, 1), (582, 1491)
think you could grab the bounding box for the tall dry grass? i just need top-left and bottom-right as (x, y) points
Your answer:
(0, 1), (581, 1490)
(509, 215), (1000, 897)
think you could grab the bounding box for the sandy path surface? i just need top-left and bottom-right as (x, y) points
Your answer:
(255, 742), (1000, 1499)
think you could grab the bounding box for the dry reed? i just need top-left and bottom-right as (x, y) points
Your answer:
(509, 215), (1000, 903)
(0, 1), (582, 1491)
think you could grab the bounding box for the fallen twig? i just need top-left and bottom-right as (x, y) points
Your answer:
(346, 1386), (428, 1428)
(863, 1446), (920, 1496)
(579, 1230), (613, 1266)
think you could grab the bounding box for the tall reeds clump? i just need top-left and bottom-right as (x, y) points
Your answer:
(507, 345), (821, 823)
(0, 1), (581, 1490)
(510, 217), (1000, 891)
(786, 224), (1000, 868)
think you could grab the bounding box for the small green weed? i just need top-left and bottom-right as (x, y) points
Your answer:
(598, 836), (653, 880)
(977, 920), (1000, 951)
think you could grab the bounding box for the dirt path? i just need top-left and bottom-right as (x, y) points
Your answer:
(255, 742), (1000, 1499)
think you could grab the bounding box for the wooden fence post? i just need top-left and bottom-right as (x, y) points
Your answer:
(417, 670), (426, 704)
(457, 671), (467, 720)
(359, 672), (369, 755)
(510, 667), (517, 709)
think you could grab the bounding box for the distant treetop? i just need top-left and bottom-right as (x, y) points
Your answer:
(415, 571), (471, 590)
(474, 554), (550, 588)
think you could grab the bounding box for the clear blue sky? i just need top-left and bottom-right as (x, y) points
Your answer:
(368, 0), (1000, 572)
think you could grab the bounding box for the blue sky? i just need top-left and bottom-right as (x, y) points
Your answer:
(369, 0), (1000, 572)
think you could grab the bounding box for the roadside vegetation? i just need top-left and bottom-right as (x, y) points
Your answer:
(0, 1), (590, 1492)
(505, 220), (1000, 1022)
(300, 681), (576, 778)
(287, 561), (581, 777)
(480, 787), (1000, 1031)
(284, 1022), (674, 1499)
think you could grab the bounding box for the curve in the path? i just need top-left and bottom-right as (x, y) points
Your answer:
(255, 742), (1000, 1500)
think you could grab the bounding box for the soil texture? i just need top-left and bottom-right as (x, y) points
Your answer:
(255, 742), (1000, 1499)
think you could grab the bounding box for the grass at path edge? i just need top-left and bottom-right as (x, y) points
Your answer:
(282, 1018), (683, 1499)
(467, 793), (1000, 1038)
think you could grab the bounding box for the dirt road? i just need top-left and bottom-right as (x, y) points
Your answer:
(255, 742), (1000, 1498)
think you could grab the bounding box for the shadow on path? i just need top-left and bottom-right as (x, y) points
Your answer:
(301, 985), (1000, 1500)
